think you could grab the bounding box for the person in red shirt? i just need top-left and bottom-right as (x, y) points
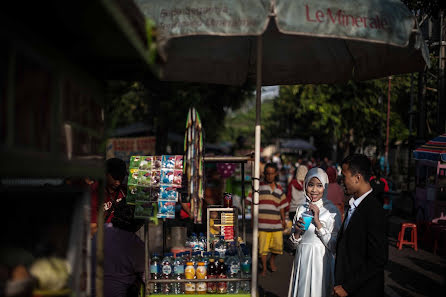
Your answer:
(90, 158), (128, 236)
(369, 168), (389, 206)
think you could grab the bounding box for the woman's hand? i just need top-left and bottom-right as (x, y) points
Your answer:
(308, 203), (320, 220)
(294, 217), (305, 234)
(308, 203), (322, 229)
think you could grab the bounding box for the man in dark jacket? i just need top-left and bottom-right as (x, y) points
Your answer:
(333, 154), (388, 297)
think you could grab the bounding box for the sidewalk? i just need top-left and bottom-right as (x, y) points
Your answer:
(248, 214), (446, 297)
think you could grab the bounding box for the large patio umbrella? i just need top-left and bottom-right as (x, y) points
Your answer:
(134, 0), (430, 294)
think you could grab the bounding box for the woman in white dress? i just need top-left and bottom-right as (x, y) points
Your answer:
(288, 167), (342, 297)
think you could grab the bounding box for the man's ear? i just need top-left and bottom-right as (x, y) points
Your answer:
(355, 173), (362, 184)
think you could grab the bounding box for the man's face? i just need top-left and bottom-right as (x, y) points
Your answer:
(106, 173), (122, 191)
(341, 164), (359, 197)
(265, 167), (277, 184)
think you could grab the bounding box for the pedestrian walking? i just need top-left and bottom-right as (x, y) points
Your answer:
(333, 154), (388, 297)
(287, 165), (308, 221)
(247, 163), (288, 276)
(287, 167), (342, 297)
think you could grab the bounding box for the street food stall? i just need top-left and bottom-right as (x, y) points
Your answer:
(124, 108), (253, 296)
(413, 134), (446, 222)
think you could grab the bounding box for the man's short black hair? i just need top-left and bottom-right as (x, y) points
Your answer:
(106, 158), (128, 181)
(264, 162), (278, 174)
(342, 154), (372, 182)
(111, 201), (145, 233)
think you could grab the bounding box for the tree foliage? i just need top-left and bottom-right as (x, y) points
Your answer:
(104, 80), (254, 154)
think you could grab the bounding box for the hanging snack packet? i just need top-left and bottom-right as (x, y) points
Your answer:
(138, 170), (152, 186)
(161, 169), (174, 185)
(175, 155), (184, 170)
(153, 156), (162, 170)
(157, 200), (175, 219)
(138, 186), (152, 202)
(128, 169), (140, 186)
(151, 170), (161, 186)
(126, 185), (139, 204)
(160, 185), (178, 201)
(139, 156), (152, 170)
(173, 170), (182, 187)
(151, 187), (160, 202)
(134, 200), (154, 219)
(129, 156), (141, 169)
(162, 155), (176, 169)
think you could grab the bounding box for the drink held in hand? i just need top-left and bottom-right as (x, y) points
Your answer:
(301, 211), (314, 230)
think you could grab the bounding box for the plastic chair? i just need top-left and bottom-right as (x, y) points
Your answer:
(397, 223), (418, 251)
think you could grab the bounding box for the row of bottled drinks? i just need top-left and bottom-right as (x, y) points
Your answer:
(149, 243), (252, 294)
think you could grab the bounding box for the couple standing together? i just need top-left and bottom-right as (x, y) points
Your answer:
(288, 154), (388, 297)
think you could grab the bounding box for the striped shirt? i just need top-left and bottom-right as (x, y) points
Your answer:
(247, 182), (288, 231)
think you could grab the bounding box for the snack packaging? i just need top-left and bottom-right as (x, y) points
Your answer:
(138, 170), (152, 186)
(134, 200), (154, 219)
(160, 185), (178, 201)
(129, 156), (141, 169)
(139, 156), (152, 170)
(173, 170), (182, 186)
(162, 155), (176, 169)
(128, 169), (140, 186)
(151, 170), (161, 186)
(161, 169), (174, 185)
(175, 155), (184, 170)
(157, 200), (175, 219)
(153, 156), (162, 169)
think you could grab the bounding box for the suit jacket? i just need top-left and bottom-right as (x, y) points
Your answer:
(335, 190), (388, 297)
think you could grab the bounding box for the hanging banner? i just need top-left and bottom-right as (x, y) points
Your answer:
(106, 136), (156, 164)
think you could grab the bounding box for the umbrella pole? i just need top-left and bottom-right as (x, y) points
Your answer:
(251, 35), (262, 297)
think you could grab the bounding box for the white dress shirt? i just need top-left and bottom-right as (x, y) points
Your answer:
(344, 189), (373, 230)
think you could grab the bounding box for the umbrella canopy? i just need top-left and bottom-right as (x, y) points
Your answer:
(413, 134), (446, 162)
(136, 0), (429, 85)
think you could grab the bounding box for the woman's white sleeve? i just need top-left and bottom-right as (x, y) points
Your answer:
(314, 209), (342, 253)
(288, 208), (303, 248)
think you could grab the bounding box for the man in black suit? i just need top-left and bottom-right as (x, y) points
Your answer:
(333, 154), (388, 297)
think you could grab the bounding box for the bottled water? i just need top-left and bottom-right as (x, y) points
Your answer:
(214, 236), (227, 258)
(161, 253), (174, 294)
(198, 232), (207, 251)
(191, 251), (202, 269)
(201, 252), (210, 270)
(240, 249), (252, 293)
(150, 253), (161, 294)
(173, 253), (185, 294)
(189, 233), (199, 251)
(226, 250), (240, 294)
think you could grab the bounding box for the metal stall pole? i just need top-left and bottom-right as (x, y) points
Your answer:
(144, 221), (149, 296)
(251, 35), (263, 297)
(241, 162), (246, 242)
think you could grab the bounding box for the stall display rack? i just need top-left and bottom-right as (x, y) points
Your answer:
(144, 155), (253, 297)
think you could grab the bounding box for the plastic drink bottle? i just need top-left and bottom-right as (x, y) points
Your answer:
(149, 253), (161, 294)
(173, 253), (185, 294)
(240, 250), (252, 293)
(207, 258), (217, 294)
(216, 258), (227, 294)
(184, 261), (196, 294)
(196, 262), (207, 294)
(226, 251), (240, 293)
(161, 253), (173, 294)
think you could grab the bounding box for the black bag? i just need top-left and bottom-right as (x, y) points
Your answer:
(126, 275), (144, 297)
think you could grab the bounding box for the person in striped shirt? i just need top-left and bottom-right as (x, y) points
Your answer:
(248, 162), (288, 276)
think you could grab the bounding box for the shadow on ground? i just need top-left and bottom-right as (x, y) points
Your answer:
(386, 260), (444, 297)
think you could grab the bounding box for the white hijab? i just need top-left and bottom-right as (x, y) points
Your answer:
(304, 167), (329, 204)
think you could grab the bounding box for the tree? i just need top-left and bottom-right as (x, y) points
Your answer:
(104, 80), (254, 154)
